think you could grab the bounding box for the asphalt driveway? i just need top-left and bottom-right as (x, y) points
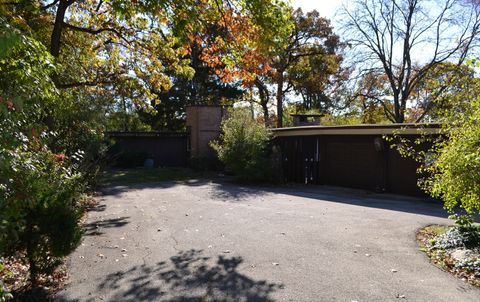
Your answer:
(56, 180), (480, 302)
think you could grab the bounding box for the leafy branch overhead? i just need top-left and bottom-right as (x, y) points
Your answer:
(3, 0), (291, 106)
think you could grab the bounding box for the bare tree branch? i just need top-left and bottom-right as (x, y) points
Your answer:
(340, 0), (480, 123)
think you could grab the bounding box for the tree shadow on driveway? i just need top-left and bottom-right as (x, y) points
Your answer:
(157, 249), (280, 302)
(100, 176), (449, 218)
(205, 181), (449, 218)
(83, 216), (130, 236)
(59, 249), (281, 302)
(207, 182), (270, 202)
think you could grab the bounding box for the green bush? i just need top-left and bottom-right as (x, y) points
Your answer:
(0, 148), (84, 284)
(422, 82), (480, 214)
(0, 98), (84, 286)
(390, 60), (480, 217)
(210, 109), (281, 182)
(0, 17), (104, 292)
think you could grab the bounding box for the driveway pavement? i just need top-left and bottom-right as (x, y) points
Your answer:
(56, 180), (480, 302)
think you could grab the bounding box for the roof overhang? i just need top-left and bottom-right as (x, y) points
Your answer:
(271, 123), (442, 137)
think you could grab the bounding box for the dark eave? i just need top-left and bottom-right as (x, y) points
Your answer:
(271, 123), (442, 137)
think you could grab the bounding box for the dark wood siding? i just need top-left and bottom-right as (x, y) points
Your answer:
(386, 146), (424, 196)
(323, 136), (384, 190)
(277, 134), (428, 196)
(108, 132), (188, 167)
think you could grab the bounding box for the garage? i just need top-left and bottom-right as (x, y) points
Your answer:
(274, 124), (440, 196)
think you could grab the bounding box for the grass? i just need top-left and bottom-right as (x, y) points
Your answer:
(417, 224), (448, 251)
(423, 225), (449, 237)
(100, 167), (211, 186)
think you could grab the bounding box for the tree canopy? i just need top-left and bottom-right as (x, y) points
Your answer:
(250, 8), (345, 127)
(419, 59), (480, 214)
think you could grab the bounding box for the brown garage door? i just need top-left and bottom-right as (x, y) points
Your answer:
(323, 136), (385, 191)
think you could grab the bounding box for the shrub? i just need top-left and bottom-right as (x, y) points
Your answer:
(0, 148), (84, 284)
(0, 100), (83, 285)
(417, 60), (480, 215)
(432, 214), (480, 250)
(211, 109), (281, 182)
(433, 227), (480, 250)
(0, 19), (101, 292)
(422, 96), (480, 214)
(389, 60), (480, 217)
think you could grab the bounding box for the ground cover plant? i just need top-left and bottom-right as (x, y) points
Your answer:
(100, 168), (212, 186)
(417, 216), (480, 287)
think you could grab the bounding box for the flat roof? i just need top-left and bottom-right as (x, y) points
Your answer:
(271, 123), (442, 136)
(106, 131), (188, 137)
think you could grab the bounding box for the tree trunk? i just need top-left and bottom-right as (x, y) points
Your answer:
(261, 102), (269, 127)
(26, 219), (38, 286)
(276, 72), (285, 128)
(122, 97), (129, 131)
(50, 0), (71, 57)
(393, 93), (405, 123)
(254, 78), (270, 127)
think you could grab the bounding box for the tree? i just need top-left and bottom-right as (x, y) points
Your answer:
(140, 30), (245, 131)
(265, 8), (344, 127)
(132, 0), (293, 131)
(2, 0), (195, 99)
(0, 0), (295, 137)
(288, 49), (348, 113)
(425, 97), (480, 214)
(420, 60), (480, 214)
(341, 0), (480, 123)
(2, 0), (289, 107)
(353, 71), (397, 123)
(186, 0), (292, 128)
(253, 76), (272, 126)
(387, 59), (480, 214)
(411, 62), (478, 121)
